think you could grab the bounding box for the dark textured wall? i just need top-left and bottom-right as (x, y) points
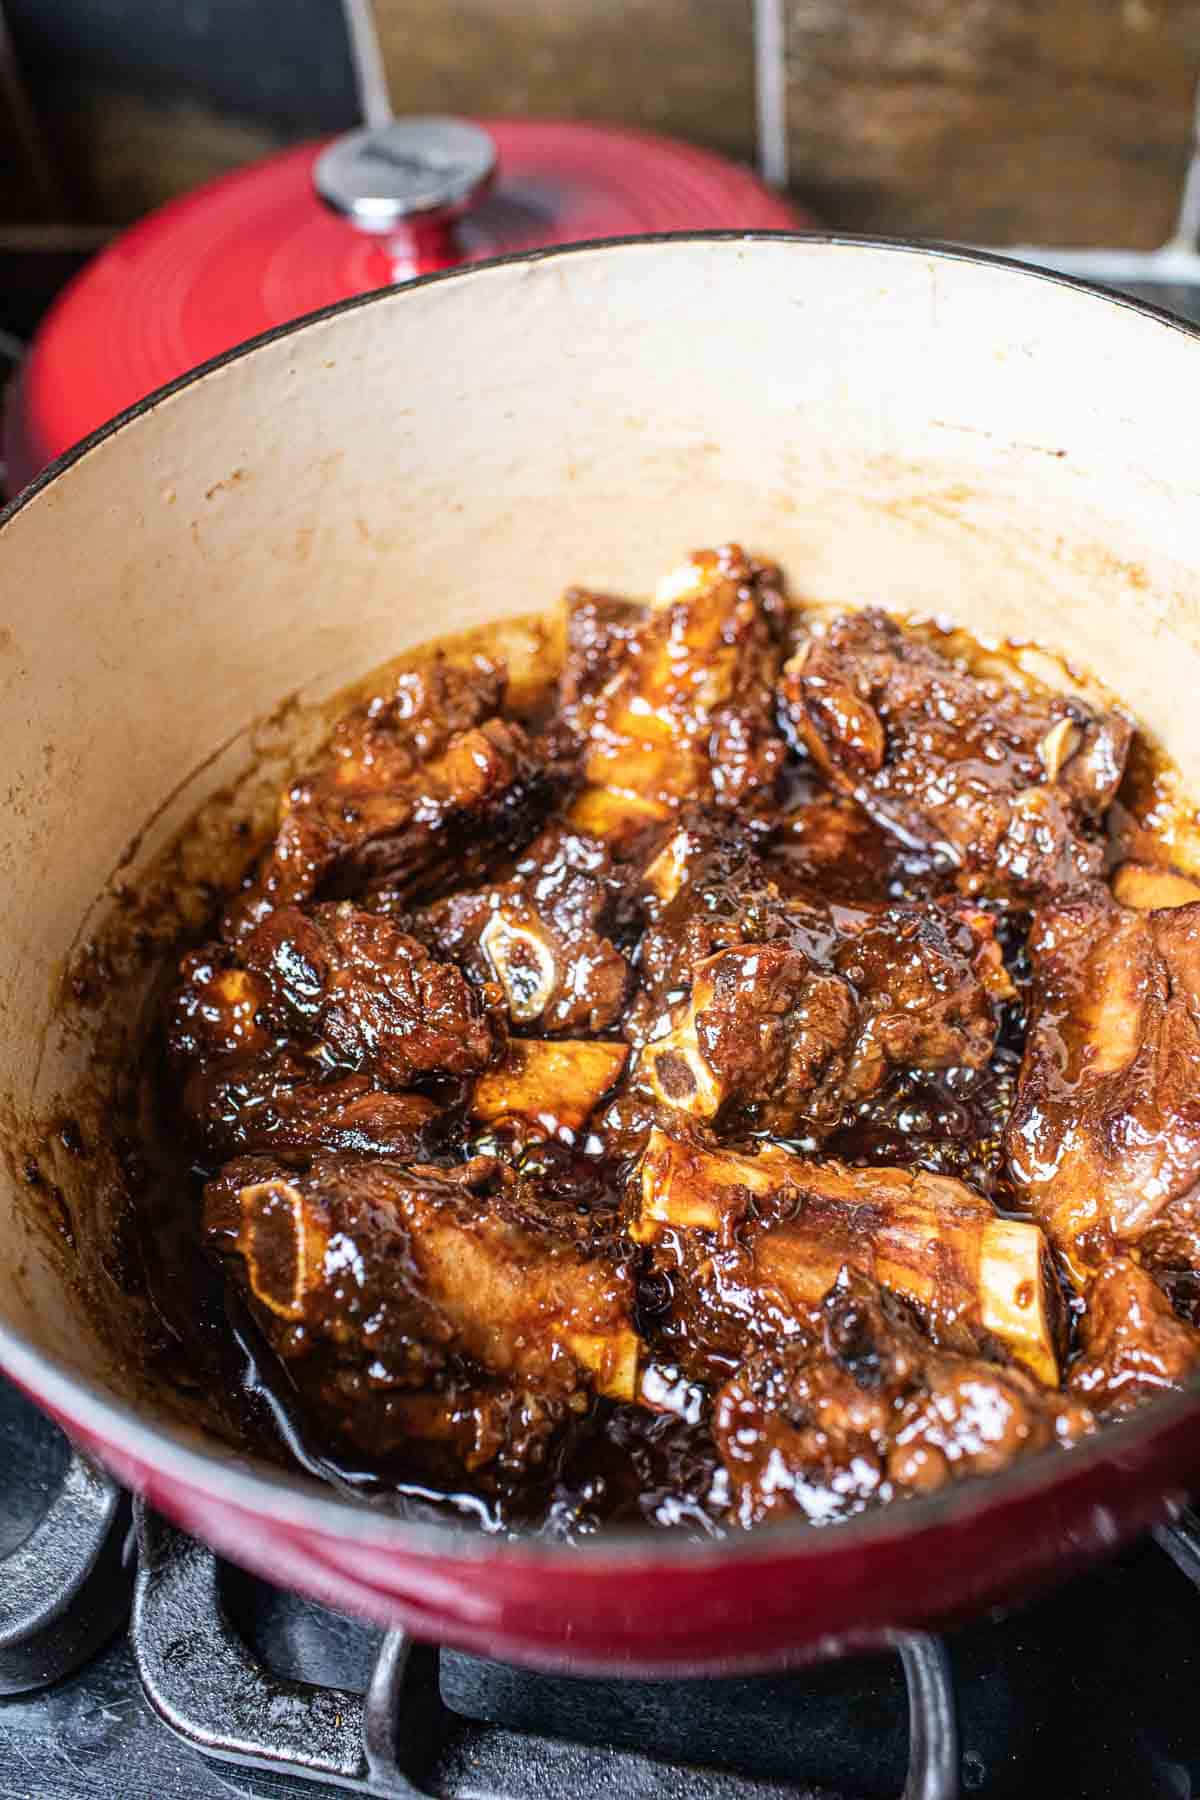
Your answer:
(4, 0), (358, 220)
(782, 0), (1200, 249)
(2, 0), (1197, 245)
(371, 0), (757, 165)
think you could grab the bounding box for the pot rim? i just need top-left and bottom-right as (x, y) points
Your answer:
(3, 228), (1199, 1566)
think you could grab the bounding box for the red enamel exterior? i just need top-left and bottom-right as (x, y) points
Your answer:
(17, 1369), (1200, 1675)
(4, 121), (803, 494)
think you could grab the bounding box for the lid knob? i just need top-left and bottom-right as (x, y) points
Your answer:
(313, 116), (497, 236)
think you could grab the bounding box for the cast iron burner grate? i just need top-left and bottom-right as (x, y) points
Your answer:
(3, 1378), (1200, 1800)
(129, 1503), (955, 1800)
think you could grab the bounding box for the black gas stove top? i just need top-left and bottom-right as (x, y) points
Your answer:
(2, 1370), (1200, 1800)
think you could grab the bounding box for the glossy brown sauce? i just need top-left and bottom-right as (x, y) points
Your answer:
(123, 590), (1200, 1538)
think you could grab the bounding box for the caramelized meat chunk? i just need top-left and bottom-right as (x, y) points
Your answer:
(781, 610), (1131, 900)
(714, 1273), (1089, 1527)
(1007, 887), (1200, 1275)
(561, 545), (787, 832)
(181, 1060), (441, 1161)
(632, 1130), (1060, 1386)
(224, 656), (558, 938)
(205, 1153), (641, 1472)
(640, 941), (858, 1135)
(242, 903), (503, 1082)
(1007, 885), (1200, 1407)
(423, 824), (631, 1033)
(168, 903), (501, 1157)
(1067, 1258), (1200, 1414)
(1111, 861), (1200, 911)
(636, 825), (1002, 1137)
(626, 820), (781, 1040)
(833, 901), (1007, 1094)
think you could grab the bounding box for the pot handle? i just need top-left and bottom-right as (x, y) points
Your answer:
(313, 116), (498, 279)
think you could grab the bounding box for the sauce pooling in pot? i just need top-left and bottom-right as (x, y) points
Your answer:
(137, 545), (1200, 1535)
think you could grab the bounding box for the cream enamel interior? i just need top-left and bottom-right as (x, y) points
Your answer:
(2, 234), (1200, 1476)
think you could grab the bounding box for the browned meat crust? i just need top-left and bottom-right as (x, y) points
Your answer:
(713, 1273), (1090, 1527)
(167, 902), (503, 1158)
(205, 1152), (640, 1475)
(560, 545), (788, 828)
(1006, 882), (1200, 1409)
(421, 823), (631, 1034)
(780, 609), (1131, 900)
(632, 824), (1005, 1139)
(224, 655), (561, 939)
(1008, 886), (1200, 1268)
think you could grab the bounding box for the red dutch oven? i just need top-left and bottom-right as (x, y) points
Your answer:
(1, 234), (1198, 1675)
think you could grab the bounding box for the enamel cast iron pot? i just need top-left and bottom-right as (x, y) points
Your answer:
(2, 234), (1200, 1676)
